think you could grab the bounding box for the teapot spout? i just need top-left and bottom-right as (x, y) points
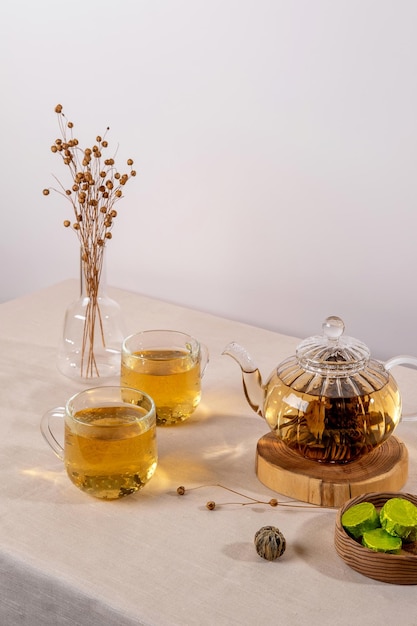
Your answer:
(222, 342), (265, 417)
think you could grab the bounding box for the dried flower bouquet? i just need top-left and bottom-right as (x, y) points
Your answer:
(43, 104), (136, 378)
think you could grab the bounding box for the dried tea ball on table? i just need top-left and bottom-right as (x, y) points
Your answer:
(254, 526), (286, 561)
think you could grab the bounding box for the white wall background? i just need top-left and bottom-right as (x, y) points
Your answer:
(1, 0), (416, 361)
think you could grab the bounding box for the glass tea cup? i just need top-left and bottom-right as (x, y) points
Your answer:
(41, 386), (157, 499)
(121, 330), (209, 425)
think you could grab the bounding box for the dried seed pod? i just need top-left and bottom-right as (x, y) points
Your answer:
(254, 526), (286, 561)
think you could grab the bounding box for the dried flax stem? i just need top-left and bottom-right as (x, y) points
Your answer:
(43, 104), (136, 377)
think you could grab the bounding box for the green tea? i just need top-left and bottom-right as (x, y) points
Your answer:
(121, 348), (201, 425)
(65, 405), (157, 499)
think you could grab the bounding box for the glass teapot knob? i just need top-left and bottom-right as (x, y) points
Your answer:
(322, 316), (345, 342)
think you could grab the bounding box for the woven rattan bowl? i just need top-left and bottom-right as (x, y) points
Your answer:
(334, 492), (417, 585)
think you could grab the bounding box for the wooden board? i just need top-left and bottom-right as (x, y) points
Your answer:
(256, 433), (408, 508)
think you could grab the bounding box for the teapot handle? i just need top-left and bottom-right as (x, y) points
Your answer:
(385, 355), (417, 422)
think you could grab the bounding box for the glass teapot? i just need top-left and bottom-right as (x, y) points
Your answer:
(223, 316), (417, 464)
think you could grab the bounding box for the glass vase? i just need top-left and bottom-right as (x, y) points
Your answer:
(57, 246), (125, 382)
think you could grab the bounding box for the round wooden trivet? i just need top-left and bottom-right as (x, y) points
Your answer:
(255, 433), (408, 508)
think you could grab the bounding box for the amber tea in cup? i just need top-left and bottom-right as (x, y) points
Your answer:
(41, 386), (157, 499)
(121, 330), (209, 425)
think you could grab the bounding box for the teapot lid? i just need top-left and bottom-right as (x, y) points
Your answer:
(296, 316), (370, 375)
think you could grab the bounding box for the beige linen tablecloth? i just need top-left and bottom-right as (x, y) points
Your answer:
(1, 280), (417, 625)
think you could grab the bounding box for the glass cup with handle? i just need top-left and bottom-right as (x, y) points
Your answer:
(41, 386), (157, 499)
(121, 330), (209, 426)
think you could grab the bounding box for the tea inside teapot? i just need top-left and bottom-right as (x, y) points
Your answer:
(224, 316), (417, 464)
(264, 361), (400, 464)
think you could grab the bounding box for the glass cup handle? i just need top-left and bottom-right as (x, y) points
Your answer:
(40, 407), (65, 460)
(385, 355), (417, 422)
(200, 344), (209, 377)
